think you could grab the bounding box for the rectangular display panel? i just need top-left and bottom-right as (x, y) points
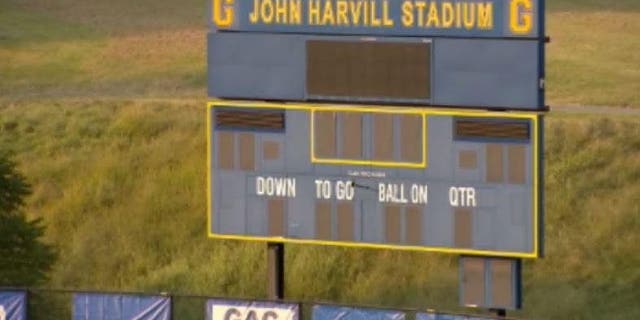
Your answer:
(208, 100), (543, 258)
(210, 0), (542, 39)
(307, 40), (431, 100)
(208, 32), (544, 110)
(458, 257), (522, 310)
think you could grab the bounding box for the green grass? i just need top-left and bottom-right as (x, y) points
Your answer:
(0, 0), (206, 100)
(546, 11), (640, 107)
(1, 101), (639, 319)
(547, 0), (640, 11)
(1, 0), (640, 318)
(1, 0), (639, 106)
(9, 0), (206, 33)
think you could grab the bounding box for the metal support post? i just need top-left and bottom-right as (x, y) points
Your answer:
(267, 242), (285, 300)
(491, 308), (507, 318)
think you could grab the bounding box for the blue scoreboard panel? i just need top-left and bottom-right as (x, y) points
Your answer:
(207, 0), (546, 260)
(211, 0), (542, 38)
(208, 33), (543, 109)
(208, 100), (543, 258)
(208, 0), (545, 110)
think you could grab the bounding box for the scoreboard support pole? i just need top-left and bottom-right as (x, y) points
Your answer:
(459, 256), (522, 314)
(267, 242), (285, 300)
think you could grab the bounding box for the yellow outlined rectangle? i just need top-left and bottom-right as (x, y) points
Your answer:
(207, 100), (541, 259)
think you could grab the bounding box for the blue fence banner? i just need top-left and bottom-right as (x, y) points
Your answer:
(0, 291), (26, 320)
(417, 312), (493, 320)
(73, 293), (171, 320)
(312, 305), (405, 320)
(206, 299), (299, 320)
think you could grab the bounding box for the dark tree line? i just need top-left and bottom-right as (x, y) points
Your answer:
(0, 152), (56, 286)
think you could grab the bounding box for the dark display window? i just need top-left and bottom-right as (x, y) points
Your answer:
(307, 40), (431, 101)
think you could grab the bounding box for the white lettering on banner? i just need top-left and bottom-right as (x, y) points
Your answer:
(449, 187), (477, 207)
(0, 305), (6, 320)
(256, 177), (296, 198)
(211, 305), (297, 320)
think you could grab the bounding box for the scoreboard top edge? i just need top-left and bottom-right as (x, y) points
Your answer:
(207, 99), (543, 118)
(211, 98), (550, 113)
(211, 0), (544, 39)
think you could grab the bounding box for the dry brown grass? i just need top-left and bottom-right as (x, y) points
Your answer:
(547, 11), (640, 107)
(83, 28), (205, 79)
(10, 0), (206, 34)
(2, 0), (639, 107)
(0, 1), (205, 99)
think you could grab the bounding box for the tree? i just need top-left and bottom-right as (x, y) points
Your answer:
(0, 153), (30, 213)
(0, 152), (56, 286)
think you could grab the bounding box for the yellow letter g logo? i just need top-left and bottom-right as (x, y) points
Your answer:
(213, 0), (235, 28)
(510, 0), (533, 35)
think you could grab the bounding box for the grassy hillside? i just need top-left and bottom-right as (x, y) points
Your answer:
(1, 101), (639, 319)
(1, 0), (639, 107)
(0, 0), (206, 100)
(546, 6), (640, 107)
(1, 0), (639, 319)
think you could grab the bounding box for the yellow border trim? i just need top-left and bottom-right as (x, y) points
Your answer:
(207, 103), (213, 244)
(207, 100), (541, 259)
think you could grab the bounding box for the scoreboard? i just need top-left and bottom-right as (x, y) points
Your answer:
(208, 100), (542, 258)
(207, 0), (546, 260)
(208, 0), (545, 110)
(209, 33), (543, 109)
(211, 0), (541, 38)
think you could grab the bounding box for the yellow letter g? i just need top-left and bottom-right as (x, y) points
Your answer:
(510, 0), (532, 35)
(213, 0), (235, 28)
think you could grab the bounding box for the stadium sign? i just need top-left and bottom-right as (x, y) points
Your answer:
(211, 0), (541, 38)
